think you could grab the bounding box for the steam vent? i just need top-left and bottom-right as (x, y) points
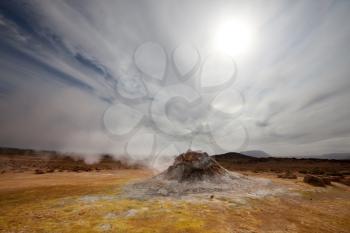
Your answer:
(124, 150), (278, 199)
(161, 150), (230, 182)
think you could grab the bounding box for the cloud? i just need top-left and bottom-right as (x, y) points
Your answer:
(0, 0), (350, 160)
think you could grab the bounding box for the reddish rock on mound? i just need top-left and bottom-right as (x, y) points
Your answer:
(161, 150), (230, 182)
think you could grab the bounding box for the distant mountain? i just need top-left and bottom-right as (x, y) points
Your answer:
(212, 152), (255, 161)
(306, 153), (350, 160)
(240, 150), (270, 158)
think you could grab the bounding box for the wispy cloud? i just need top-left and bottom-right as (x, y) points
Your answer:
(0, 0), (350, 158)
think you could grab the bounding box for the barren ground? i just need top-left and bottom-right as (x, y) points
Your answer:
(0, 169), (349, 233)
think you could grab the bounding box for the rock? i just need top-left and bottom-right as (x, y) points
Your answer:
(303, 175), (326, 187)
(277, 171), (297, 179)
(34, 169), (45, 174)
(161, 150), (229, 182)
(321, 177), (331, 185)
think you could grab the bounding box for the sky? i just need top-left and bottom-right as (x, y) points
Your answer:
(0, 0), (350, 163)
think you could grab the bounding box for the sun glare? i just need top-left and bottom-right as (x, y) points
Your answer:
(213, 18), (256, 57)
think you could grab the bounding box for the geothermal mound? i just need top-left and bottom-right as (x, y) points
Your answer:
(160, 150), (231, 182)
(124, 150), (279, 199)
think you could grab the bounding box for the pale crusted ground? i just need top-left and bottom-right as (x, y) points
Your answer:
(0, 170), (349, 233)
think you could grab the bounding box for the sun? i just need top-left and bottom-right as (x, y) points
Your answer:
(213, 18), (256, 57)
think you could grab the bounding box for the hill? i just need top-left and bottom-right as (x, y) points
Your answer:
(306, 153), (350, 160)
(240, 150), (270, 158)
(212, 152), (350, 174)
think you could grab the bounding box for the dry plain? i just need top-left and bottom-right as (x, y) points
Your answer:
(0, 168), (349, 233)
